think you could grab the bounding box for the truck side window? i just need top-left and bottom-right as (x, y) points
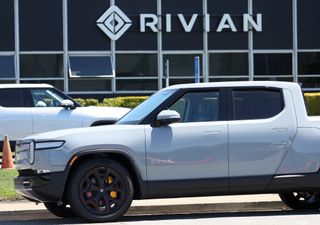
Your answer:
(232, 89), (284, 120)
(0, 89), (25, 107)
(169, 91), (220, 122)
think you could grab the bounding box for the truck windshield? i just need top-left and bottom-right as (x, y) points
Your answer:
(117, 89), (176, 125)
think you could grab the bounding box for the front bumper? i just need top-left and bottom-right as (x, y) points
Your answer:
(14, 170), (68, 203)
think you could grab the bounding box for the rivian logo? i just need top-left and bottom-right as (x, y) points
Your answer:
(97, 5), (132, 41)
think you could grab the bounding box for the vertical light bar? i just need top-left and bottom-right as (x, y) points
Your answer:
(62, 0), (69, 92)
(14, 0), (20, 83)
(203, 0), (209, 82)
(111, 0), (116, 93)
(248, 0), (254, 81)
(292, 0), (298, 83)
(157, 0), (163, 90)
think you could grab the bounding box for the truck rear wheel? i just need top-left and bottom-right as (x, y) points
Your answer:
(279, 191), (320, 210)
(67, 158), (133, 222)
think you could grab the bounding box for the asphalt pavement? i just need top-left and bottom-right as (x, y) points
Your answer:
(0, 194), (287, 221)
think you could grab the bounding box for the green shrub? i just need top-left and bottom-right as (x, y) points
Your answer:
(102, 96), (148, 108)
(304, 93), (320, 116)
(74, 98), (87, 106)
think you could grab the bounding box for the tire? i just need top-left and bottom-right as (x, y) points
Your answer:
(67, 158), (134, 222)
(279, 191), (320, 210)
(44, 202), (76, 218)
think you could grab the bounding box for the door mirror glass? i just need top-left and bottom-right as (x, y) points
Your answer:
(60, 99), (75, 109)
(155, 110), (181, 126)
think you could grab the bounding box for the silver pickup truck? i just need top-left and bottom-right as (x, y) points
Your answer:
(14, 81), (320, 222)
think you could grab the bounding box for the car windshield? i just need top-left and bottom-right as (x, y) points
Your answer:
(117, 89), (177, 125)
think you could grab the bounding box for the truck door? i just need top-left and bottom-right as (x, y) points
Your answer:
(228, 88), (297, 192)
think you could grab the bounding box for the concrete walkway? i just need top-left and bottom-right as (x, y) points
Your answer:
(0, 194), (286, 220)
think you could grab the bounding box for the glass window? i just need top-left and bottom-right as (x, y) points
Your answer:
(20, 54), (64, 78)
(116, 54), (157, 77)
(208, 0), (248, 50)
(0, 0), (14, 51)
(232, 89), (284, 120)
(253, 0), (292, 49)
(254, 54), (292, 76)
(68, 0), (111, 51)
(298, 77), (320, 89)
(69, 56), (113, 77)
(209, 77), (249, 82)
(209, 53), (248, 76)
(298, 52), (320, 75)
(298, 0), (320, 49)
(0, 56), (15, 78)
(30, 89), (65, 107)
(69, 79), (112, 92)
(163, 54), (202, 77)
(254, 77), (293, 82)
(169, 91), (220, 122)
(116, 79), (158, 91)
(19, 0), (63, 51)
(0, 89), (24, 107)
(163, 78), (204, 87)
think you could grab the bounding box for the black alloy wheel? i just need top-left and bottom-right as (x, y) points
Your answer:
(68, 158), (133, 222)
(279, 191), (320, 210)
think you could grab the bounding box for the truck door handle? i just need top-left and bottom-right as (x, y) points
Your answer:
(272, 128), (288, 133)
(204, 131), (221, 135)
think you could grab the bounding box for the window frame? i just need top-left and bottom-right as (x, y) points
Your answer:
(228, 87), (285, 121)
(68, 55), (115, 78)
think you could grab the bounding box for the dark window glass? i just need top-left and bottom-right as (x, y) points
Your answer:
(254, 77), (293, 82)
(254, 54), (292, 75)
(298, 0), (320, 49)
(116, 79), (158, 91)
(69, 79), (112, 92)
(20, 80), (64, 91)
(116, 0), (157, 50)
(31, 89), (65, 107)
(0, 0), (14, 51)
(163, 54), (202, 77)
(208, 0), (248, 50)
(19, 0), (63, 51)
(0, 56), (15, 78)
(0, 89), (24, 107)
(298, 52), (320, 75)
(232, 89), (284, 120)
(162, 0), (203, 50)
(209, 77), (249, 82)
(169, 91), (220, 122)
(20, 54), (64, 78)
(163, 78), (205, 87)
(298, 77), (320, 89)
(209, 53), (248, 76)
(68, 0), (110, 50)
(253, 0), (292, 49)
(69, 56), (113, 77)
(116, 54), (157, 77)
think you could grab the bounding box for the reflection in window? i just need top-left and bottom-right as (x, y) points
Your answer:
(69, 56), (113, 77)
(31, 89), (64, 107)
(169, 91), (220, 122)
(163, 54), (202, 77)
(116, 79), (158, 91)
(0, 56), (15, 78)
(20, 54), (63, 78)
(298, 77), (320, 89)
(209, 53), (248, 76)
(69, 79), (112, 92)
(20, 80), (64, 91)
(116, 54), (157, 77)
(298, 52), (320, 75)
(254, 53), (292, 75)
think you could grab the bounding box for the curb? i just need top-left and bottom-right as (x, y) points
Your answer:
(0, 201), (286, 221)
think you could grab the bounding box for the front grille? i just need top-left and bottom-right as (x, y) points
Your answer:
(18, 170), (37, 176)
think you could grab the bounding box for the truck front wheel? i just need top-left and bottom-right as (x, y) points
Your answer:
(67, 158), (134, 222)
(279, 191), (320, 210)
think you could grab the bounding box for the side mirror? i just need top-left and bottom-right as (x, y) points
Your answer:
(153, 110), (181, 127)
(60, 99), (75, 110)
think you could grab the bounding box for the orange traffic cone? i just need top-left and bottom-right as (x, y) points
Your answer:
(1, 136), (14, 169)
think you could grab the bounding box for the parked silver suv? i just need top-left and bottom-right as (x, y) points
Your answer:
(15, 81), (320, 222)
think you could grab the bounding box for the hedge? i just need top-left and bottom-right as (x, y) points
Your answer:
(74, 94), (320, 115)
(304, 93), (320, 116)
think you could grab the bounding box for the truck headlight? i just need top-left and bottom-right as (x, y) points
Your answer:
(35, 141), (65, 150)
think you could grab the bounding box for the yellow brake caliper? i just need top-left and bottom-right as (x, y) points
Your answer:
(106, 176), (117, 199)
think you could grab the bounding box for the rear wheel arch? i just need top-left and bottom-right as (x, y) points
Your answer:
(63, 151), (144, 201)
